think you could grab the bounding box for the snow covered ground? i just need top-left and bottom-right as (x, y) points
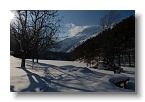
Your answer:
(10, 56), (135, 92)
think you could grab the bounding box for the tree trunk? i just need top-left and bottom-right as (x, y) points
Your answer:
(36, 52), (39, 63)
(112, 51), (115, 63)
(32, 51), (34, 63)
(99, 55), (101, 61)
(128, 53), (131, 67)
(21, 53), (26, 68)
(118, 54), (121, 66)
(32, 58), (34, 63)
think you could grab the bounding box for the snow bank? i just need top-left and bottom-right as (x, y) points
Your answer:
(10, 56), (135, 92)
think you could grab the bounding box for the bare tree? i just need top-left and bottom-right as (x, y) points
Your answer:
(100, 11), (121, 30)
(10, 10), (29, 68)
(28, 10), (61, 63)
(10, 10), (61, 68)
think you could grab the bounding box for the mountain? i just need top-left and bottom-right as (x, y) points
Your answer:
(56, 26), (102, 52)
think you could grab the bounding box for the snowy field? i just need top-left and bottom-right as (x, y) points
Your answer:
(10, 56), (135, 92)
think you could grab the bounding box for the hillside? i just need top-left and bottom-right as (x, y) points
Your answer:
(72, 15), (135, 66)
(57, 26), (102, 52)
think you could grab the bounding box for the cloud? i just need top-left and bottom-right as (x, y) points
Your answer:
(65, 23), (76, 28)
(65, 23), (91, 36)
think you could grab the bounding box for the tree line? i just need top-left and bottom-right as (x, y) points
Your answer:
(72, 15), (135, 67)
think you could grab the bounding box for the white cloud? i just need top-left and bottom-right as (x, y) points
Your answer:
(65, 23), (76, 28)
(65, 23), (91, 36)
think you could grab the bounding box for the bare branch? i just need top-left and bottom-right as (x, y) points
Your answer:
(100, 11), (121, 30)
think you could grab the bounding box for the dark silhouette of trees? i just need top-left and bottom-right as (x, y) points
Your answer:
(10, 10), (61, 68)
(72, 15), (135, 67)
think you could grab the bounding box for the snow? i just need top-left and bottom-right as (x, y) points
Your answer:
(56, 26), (102, 52)
(10, 56), (135, 92)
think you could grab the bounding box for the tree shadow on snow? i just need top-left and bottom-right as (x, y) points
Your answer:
(21, 60), (111, 92)
(25, 60), (56, 70)
(20, 67), (59, 92)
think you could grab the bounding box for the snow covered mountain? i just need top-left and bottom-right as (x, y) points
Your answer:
(57, 26), (102, 52)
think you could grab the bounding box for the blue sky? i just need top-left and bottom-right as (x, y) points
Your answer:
(58, 10), (135, 39)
